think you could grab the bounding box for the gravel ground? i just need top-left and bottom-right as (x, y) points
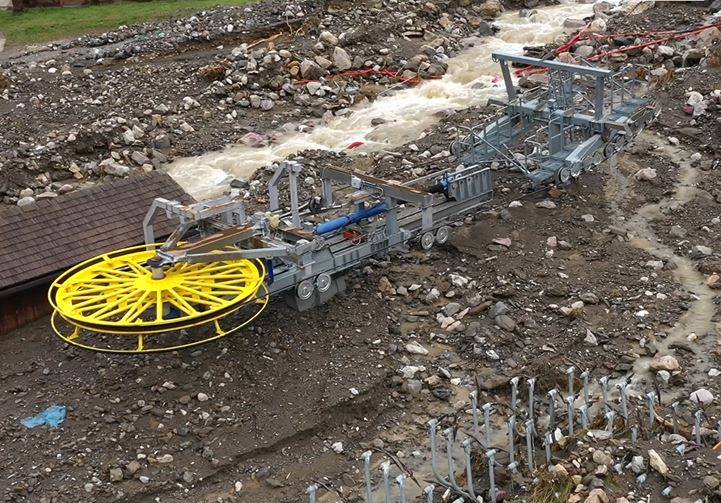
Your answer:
(0, 0), (720, 502)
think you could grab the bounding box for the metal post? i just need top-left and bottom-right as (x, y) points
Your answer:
(525, 419), (534, 472)
(599, 376), (609, 414)
(528, 378), (536, 423)
(618, 381), (628, 426)
(605, 411), (615, 437)
(381, 460), (392, 503)
(424, 485), (435, 503)
(508, 415), (516, 465)
(581, 370), (590, 408)
(306, 484), (318, 503)
(567, 396), (574, 437)
(361, 450), (373, 503)
(580, 405), (589, 430)
(470, 390), (480, 441)
(671, 402), (680, 434)
(483, 403), (492, 446)
(548, 389), (558, 433)
(487, 450), (498, 503)
(428, 420), (449, 485)
(444, 428), (460, 490)
(544, 432), (552, 465)
(462, 439), (476, 500)
(499, 61), (517, 101)
(396, 474), (408, 503)
(646, 392), (656, 435)
(566, 366), (575, 400)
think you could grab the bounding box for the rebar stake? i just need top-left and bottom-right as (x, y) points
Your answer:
(646, 392), (656, 436)
(396, 474), (408, 503)
(580, 404), (589, 430)
(306, 484), (318, 503)
(525, 418), (534, 472)
(581, 369), (590, 408)
(483, 402), (493, 446)
(470, 390), (480, 441)
(544, 432), (552, 465)
(508, 415), (516, 465)
(567, 395), (575, 437)
(462, 439), (476, 500)
(695, 410), (703, 447)
(599, 376), (610, 414)
(566, 366), (575, 400)
(618, 380), (628, 426)
(671, 401), (680, 434)
(361, 450), (373, 503)
(528, 378), (536, 423)
(381, 460), (392, 503)
(487, 449), (498, 503)
(605, 410), (615, 437)
(424, 484), (435, 503)
(547, 389), (558, 433)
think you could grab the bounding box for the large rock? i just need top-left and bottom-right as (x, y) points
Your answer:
(332, 47), (352, 71)
(300, 59), (324, 80)
(650, 354), (680, 371)
(478, 0), (502, 18)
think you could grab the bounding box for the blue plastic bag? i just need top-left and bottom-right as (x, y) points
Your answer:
(20, 405), (67, 429)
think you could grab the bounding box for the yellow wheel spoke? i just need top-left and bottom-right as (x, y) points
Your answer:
(68, 286), (136, 309)
(175, 285), (228, 306)
(166, 288), (199, 316)
(120, 291), (151, 323)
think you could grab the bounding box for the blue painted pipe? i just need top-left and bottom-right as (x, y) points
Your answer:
(315, 203), (388, 235)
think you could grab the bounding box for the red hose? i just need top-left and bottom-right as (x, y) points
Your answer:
(512, 21), (721, 77)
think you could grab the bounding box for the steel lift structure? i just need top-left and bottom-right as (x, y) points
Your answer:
(48, 52), (656, 353)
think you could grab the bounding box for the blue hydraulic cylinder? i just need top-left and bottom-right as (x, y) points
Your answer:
(314, 203), (388, 235)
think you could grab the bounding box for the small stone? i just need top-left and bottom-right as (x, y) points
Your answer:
(690, 388), (714, 405)
(406, 341), (429, 355)
(592, 450), (613, 466)
(634, 168), (657, 181)
(584, 488), (610, 503)
(332, 47), (352, 71)
(197, 392), (209, 402)
(109, 468), (123, 482)
(156, 454), (174, 464)
(126, 460), (141, 475)
(648, 449), (669, 476)
(16, 196), (35, 207)
(488, 301), (508, 318)
(629, 455), (645, 474)
(536, 200), (557, 209)
(669, 225), (687, 238)
(494, 314), (516, 332)
(331, 441), (344, 453)
(584, 329), (598, 346)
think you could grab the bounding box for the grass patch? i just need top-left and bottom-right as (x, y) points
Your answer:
(532, 471), (575, 503)
(0, 0), (253, 48)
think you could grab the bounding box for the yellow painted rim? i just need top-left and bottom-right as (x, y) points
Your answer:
(49, 244), (265, 335)
(50, 284), (270, 353)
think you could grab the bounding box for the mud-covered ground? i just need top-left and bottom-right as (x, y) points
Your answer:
(1, 0), (721, 502)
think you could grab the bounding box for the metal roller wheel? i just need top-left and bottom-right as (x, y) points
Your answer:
(556, 166), (572, 185)
(435, 226), (450, 245)
(316, 273), (332, 293)
(421, 232), (435, 250)
(297, 279), (315, 300)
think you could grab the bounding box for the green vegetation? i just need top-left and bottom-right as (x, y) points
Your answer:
(0, 0), (253, 48)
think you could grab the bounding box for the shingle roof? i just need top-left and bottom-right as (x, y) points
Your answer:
(0, 172), (193, 291)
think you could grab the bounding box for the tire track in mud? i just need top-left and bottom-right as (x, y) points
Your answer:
(605, 131), (718, 398)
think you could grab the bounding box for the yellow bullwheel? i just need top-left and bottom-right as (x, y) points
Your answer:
(48, 244), (268, 353)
